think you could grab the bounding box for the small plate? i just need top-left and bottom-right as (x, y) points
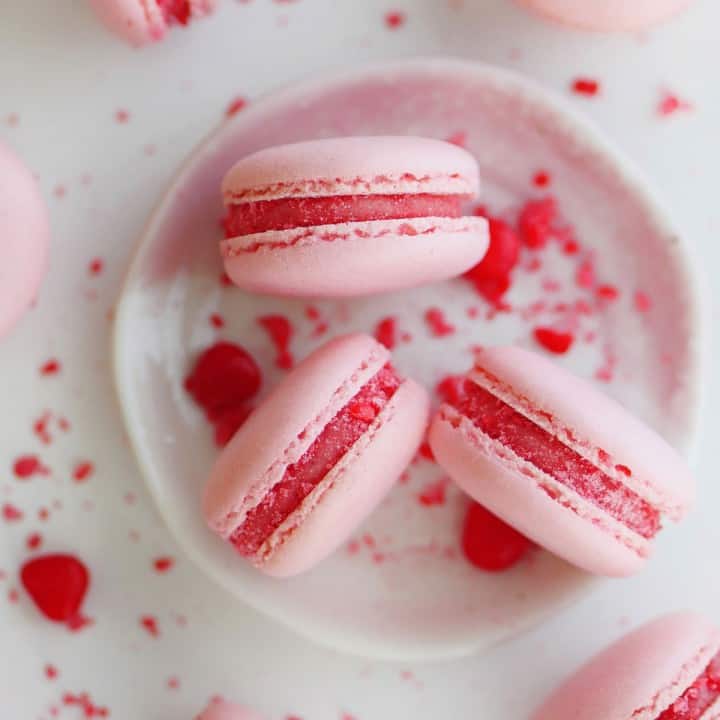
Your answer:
(113, 59), (702, 661)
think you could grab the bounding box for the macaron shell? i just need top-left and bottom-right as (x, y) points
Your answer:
(261, 378), (430, 577)
(0, 142), (49, 339)
(222, 136), (480, 201)
(428, 409), (645, 576)
(196, 700), (265, 720)
(88, 0), (158, 46)
(517, 0), (693, 31)
(203, 334), (389, 537)
(471, 346), (695, 517)
(532, 612), (720, 720)
(223, 216), (489, 298)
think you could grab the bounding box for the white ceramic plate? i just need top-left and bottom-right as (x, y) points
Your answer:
(113, 58), (702, 661)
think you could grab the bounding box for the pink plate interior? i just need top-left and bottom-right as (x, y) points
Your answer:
(113, 59), (702, 661)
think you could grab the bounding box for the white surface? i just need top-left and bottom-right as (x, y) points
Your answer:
(0, 0), (718, 718)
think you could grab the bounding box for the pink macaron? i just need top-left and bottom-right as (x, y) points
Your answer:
(88, 0), (216, 47)
(428, 346), (694, 577)
(220, 136), (489, 297)
(195, 700), (265, 720)
(533, 612), (720, 720)
(203, 333), (429, 577)
(0, 141), (49, 339)
(517, 0), (693, 31)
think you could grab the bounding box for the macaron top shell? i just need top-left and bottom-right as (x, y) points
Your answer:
(470, 346), (695, 519)
(195, 700), (265, 720)
(203, 333), (391, 538)
(0, 142), (49, 339)
(221, 136), (480, 202)
(533, 613), (720, 720)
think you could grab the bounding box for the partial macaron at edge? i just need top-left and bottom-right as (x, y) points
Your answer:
(532, 613), (720, 720)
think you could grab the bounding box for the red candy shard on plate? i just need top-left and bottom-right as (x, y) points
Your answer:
(462, 502), (533, 571)
(184, 342), (262, 416)
(20, 554), (90, 625)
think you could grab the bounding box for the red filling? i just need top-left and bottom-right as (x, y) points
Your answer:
(656, 651), (720, 720)
(157, 0), (192, 25)
(223, 194), (463, 237)
(451, 381), (660, 539)
(230, 365), (401, 556)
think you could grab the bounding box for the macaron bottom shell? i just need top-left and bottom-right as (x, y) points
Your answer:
(223, 216), (488, 298)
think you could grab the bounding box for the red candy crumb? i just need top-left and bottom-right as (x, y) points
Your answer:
(384, 10), (406, 29)
(72, 462), (94, 483)
(226, 96), (248, 117)
(115, 109), (130, 123)
(374, 316), (398, 349)
(257, 315), (294, 370)
(462, 502), (533, 572)
(88, 258), (104, 276)
(418, 441), (435, 461)
(418, 477), (449, 507)
(658, 91), (693, 117)
(464, 216), (520, 302)
(140, 615), (160, 637)
(571, 77), (600, 97)
(424, 308), (455, 337)
(20, 554), (90, 627)
(518, 197), (557, 249)
(45, 664), (58, 680)
(209, 312), (225, 329)
(532, 170), (551, 188)
(62, 691), (109, 718)
(533, 327), (575, 354)
(33, 412), (52, 445)
(596, 284), (619, 301)
(27, 533), (43, 551)
(13, 454), (49, 479)
(153, 557), (174, 573)
(40, 358), (61, 376)
(3, 504), (23, 522)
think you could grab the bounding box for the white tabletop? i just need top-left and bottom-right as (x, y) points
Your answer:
(1, 1), (718, 718)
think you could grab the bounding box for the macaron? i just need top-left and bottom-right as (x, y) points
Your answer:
(196, 700), (265, 720)
(533, 612), (720, 720)
(0, 141), (49, 339)
(517, 0), (693, 31)
(88, 0), (216, 47)
(428, 346), (694, 577)
(203, 333), (429, 577)
(220, 136), (489, 297)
